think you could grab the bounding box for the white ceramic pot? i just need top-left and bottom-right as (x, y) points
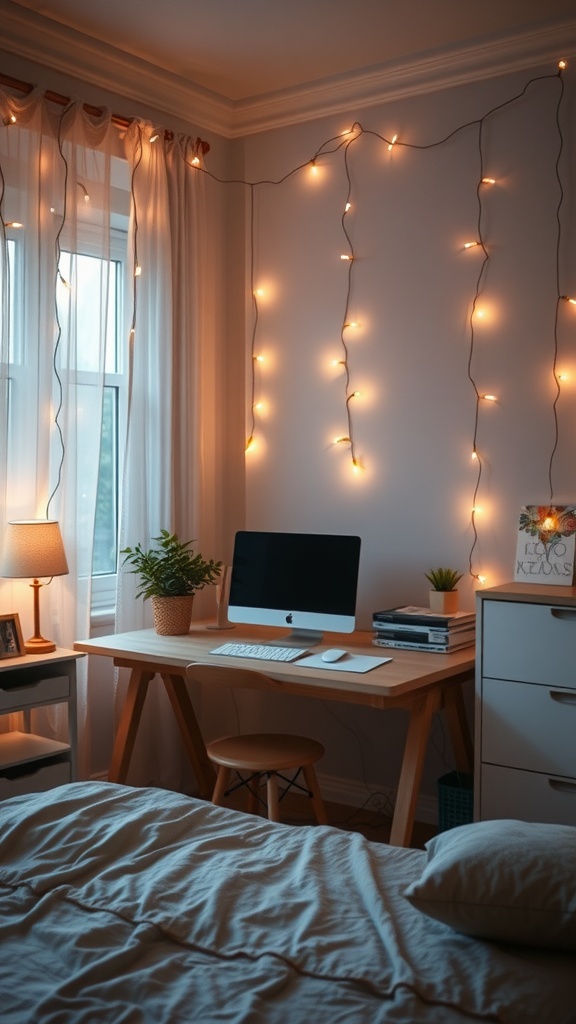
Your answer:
(429, 589), (459, 614)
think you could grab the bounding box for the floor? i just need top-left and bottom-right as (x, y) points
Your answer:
(223, 787), (437, 850)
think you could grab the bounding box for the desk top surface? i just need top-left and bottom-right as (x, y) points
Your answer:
(75, 623), (474, 701)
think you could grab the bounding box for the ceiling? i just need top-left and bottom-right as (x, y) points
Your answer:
(7, 0), (576, 101)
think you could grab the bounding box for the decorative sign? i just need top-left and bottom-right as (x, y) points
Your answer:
(514, 505), (576, 585)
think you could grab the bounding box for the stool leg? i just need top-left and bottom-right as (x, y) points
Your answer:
(246, 775), (260, 815)
(212, 765), (232, 806)
(303, 764), (329, 825)
(266, 772), (281, 822)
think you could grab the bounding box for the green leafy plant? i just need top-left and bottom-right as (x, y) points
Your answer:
(121, 530), (222, 600)
(425, 567), (463, 592)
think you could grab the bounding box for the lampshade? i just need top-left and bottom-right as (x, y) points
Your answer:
(0, 520), (69, 655)
(0, 520), (69, 579)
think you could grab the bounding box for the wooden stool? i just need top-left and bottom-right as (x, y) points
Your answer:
(207, 732), (328, 824)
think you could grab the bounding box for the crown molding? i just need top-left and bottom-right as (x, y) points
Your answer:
(236, 20), (576, 136)
(0, 0), (234, 137)
(2, 1), (576, 139)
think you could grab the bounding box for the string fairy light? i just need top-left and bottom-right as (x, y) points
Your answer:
(178, 61), (572, 535)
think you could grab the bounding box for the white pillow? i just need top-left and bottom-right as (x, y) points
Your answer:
(404, 818), (576, 951)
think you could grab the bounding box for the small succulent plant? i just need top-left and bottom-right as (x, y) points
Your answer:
(425, 567), (463, 592)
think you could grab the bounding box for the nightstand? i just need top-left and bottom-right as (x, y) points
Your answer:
(476, 583), (576, 825)
(0, 648), (83, 799)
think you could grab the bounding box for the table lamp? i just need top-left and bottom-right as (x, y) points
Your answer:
(0, 519), (69, 654)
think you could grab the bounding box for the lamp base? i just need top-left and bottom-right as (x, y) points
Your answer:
(24, 636), (56, 655)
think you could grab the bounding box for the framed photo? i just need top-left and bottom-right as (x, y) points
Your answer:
(0, 613), (25, 659)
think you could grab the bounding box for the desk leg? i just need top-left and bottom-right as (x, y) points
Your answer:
(442, 682), (473, 774)
(389, 690), (439, 848)
(161, 673), (216, 799)
(109, 668), (153, 784)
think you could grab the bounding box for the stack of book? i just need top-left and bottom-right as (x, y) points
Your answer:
(372, 605), (476, 653)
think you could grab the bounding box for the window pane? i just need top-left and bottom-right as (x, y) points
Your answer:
(58, 251), (119, 374)
(93, 386), (118, 576)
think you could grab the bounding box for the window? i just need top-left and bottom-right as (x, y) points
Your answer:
(5, 225), (128, 612)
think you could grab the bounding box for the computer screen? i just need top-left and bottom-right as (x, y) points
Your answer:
(227, 531), (361, 645)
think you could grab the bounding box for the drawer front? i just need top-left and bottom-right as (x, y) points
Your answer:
(482, 600), (576, 688)
(0, 674), (70, 712)
(0, 760), (70, 800)
(479, 763), (576, 826)
(482, 678), (576, 776)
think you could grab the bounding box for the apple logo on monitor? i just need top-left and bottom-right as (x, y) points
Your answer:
(286, 613), (293, 624)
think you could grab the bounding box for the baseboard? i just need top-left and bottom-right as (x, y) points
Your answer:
(317, 770), (439, 827)
(90, 768), (439, 826)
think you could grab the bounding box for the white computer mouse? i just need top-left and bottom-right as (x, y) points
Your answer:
(321, 648), (348, 663)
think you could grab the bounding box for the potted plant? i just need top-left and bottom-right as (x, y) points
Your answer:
(121, 530), (222, 635)
(425, 566), (463, 615)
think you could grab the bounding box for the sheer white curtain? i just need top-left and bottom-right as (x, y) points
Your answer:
(114, 124), (215, 792)
(0, 88), (117, 776)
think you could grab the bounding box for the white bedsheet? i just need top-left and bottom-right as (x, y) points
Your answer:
(0, 782), (573, 1023)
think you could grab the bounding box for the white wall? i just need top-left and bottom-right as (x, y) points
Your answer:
(223, 60), (576, 810)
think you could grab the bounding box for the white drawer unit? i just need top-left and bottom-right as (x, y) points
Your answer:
(0, 650), (83, 800)
(476, 584), (576, 826)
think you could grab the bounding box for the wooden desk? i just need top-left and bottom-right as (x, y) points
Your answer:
(74, 625), (474, 847)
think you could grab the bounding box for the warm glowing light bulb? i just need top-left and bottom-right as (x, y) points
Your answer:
(254, 287), (265, 297)
(310, 161), (319, 175)
(559, 60), (567, 71)
(542, 516), (556, 531)
(245, 436), (255, 452)
(481, 394), (497, 402)
(344, 202), (351, 212)
(388, 134), (398, 151)
(344, 321), (360, 329)
(562, 296), (576, 307)
(472, 505), (482, 514)
(6, 221), (23, 228)
(340, 254), (353, 261)
(254, 354), (264, 363)
(557, 371), (569, 381)
(477, 574), (487, 584)
(464, 241), (480, 249)
(471, 449), (478, 460)
(331, 359), (346, 367)
(191, 156), (200, 166)
(481, 178), (496, 185)
(333, 436), (350, 445)
(149, 133), (159, 143)
(134, 265), (142, 277)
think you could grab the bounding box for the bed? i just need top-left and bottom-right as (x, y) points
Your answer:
(0, 782), (573, 1023)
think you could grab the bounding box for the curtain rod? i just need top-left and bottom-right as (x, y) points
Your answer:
(0, 71), (210, 151)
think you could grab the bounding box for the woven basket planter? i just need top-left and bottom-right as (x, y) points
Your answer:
(151, 595), (194, 635)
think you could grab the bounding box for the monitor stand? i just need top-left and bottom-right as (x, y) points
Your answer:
(272, 629), (323, 649)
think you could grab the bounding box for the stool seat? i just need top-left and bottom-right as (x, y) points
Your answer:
(207, 732), (328, 825)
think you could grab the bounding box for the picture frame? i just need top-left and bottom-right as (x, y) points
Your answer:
(0, 613), (25, 659)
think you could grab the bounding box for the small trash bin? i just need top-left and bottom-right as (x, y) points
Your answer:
(437, 771), (473, 832)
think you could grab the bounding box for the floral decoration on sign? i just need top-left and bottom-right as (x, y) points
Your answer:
(518, 505), (576, 546)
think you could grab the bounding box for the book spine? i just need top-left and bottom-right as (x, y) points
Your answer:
(371, 621), (474, 639)
(373, 629), (475, 646)
(372, 638), (475, 653)
(373, 613), (473, 627)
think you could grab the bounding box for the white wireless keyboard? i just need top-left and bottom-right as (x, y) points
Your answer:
(210, 642), (306, 662)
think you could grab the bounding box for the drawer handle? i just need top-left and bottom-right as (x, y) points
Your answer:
(548, 778), (576, 796)
(550, 690), (576, 706)
(550, 608), (576, 621)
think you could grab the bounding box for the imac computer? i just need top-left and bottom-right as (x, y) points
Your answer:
(227, 530), (361, 646)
